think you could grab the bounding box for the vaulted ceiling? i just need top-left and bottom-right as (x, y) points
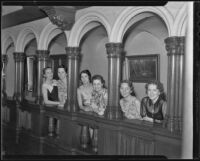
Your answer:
(2, 6), (89, 29)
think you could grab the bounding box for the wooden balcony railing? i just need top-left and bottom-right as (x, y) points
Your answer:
(3, 99), (182, 158)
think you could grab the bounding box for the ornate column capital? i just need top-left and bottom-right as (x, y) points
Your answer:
(106, 43), (124, 58)
(36, 50), (50, 61)
(2, 55), (8, 64)
(165, 36), (185, 56)
(65, 47), (81, 59)
(13, 52), (25, 62)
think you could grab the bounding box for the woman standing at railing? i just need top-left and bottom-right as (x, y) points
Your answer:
(90, 75), (108, 116)
(57, 65), (68, 108)
(140, 80), (167, 123)
(119, 80), (142, 120)
(42, 67), (63, 107)
(77, 70), (93, 112)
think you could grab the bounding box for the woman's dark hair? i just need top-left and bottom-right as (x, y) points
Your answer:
(80, 69), (92, 83)
(43, 67), (52, 75)
(145, 80), (166, 101)
(120, 80), (136, 97)
(57, 64), (68, 73)
(92, 74), (106, 88)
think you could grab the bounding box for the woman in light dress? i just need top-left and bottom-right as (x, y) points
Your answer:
(77, 70), (93, 112)
(90, 75), (108, 116)
(57, 65), (68, 108)
(120, 80), (141, 119)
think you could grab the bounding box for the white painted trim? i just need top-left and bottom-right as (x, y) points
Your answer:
(110, 6), (174, 42)
(1, 33), (16, 54)
(38, 23), (63, 50)
(68, 11), (111, 47)
(15, 26), (39, 52)
(181, 2), (193, 159)
(173, 3), (188, 36)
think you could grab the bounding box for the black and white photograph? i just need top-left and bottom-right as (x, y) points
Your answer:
(1, 1), (199, 160)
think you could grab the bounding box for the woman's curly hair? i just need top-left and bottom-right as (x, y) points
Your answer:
(92, 74), (106, 88)
(120, 80), (136, 97)
(80, 69), (92, 83)
(145, 80), (167, 101)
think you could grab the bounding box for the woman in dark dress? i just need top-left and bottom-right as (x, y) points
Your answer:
(42, 67), (62, 107)
(140, 80), (167, 123)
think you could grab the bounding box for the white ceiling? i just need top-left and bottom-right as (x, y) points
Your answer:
(2, 6), (23, 16)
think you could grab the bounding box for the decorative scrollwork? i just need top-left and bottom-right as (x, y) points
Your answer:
(13, 52), (25, 62)
(36, 50), (50, 61)
(2, 55), (8, 64)
(65, 47), (81, 59)
(165, 36), (185, 55)
(106, 43), (124, 58)
(39, 6), (75, 31)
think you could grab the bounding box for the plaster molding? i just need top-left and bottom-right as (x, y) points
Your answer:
(173, 3), (188, 36)
(68, 11), (111, 47)
(1, 33), (16, 54)
(38, 22), (63, 50)
(110, 6), (174, 42)
(15, 26), (39, 52)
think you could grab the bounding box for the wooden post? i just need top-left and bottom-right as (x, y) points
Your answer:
(13, 52), (25, 103)
(2, 54), (8, 105)
(65, 47), (80, 112)
(165, 36), (185, 133)
(35, 50), (50, 105)
(105, 43), (124, 120)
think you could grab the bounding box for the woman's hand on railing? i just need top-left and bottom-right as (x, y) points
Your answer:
(58, 102), (64, 109)
(84, 106), (93, 112)
(44, 104), (58, 108)
(142, 117), (154, 122)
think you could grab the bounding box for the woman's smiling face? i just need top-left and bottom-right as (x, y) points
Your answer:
(58, 68), (67, 80)
(120, 82), (132, 98)
(44, 68), (53, 80)
(147, 84), (160, 101)
(81, 73), (89, 85)
(93, 79), (103, 92)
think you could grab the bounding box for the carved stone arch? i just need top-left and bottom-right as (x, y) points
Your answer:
(68, 11), (111, 47)
(15, 27), (39, 52)
(173, 3), (188, 36)
(2, 33), (16, 54)
(110, 6), (174, 42)
(179, 16), (187, 36)
(38, 22), (65, 50)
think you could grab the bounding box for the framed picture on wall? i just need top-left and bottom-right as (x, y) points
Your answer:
(126, 54), (160, 83)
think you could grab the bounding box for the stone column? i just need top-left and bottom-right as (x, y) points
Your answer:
(165, 36), (185, 132)
(104, 43), (124, 120)
(2, 54), (8, 105)
(13, 52), (25, 103)
(36, 50), (50, 104)
(65, 47), (80, 112)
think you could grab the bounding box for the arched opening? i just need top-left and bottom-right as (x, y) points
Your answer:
(79, 25), (109, 86)
(5, 41), (15, 98)
(24, 38), (37, 101)
(122, 13), (168, 100)
(48, 32), (67, 80)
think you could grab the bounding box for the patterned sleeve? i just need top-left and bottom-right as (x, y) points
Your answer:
(140, 98), (146, 118)
(103, 90), (108, 107)
(135, 99), (141, 118)
(162, 101), (167, 118)
(119, 99), (124, 112)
